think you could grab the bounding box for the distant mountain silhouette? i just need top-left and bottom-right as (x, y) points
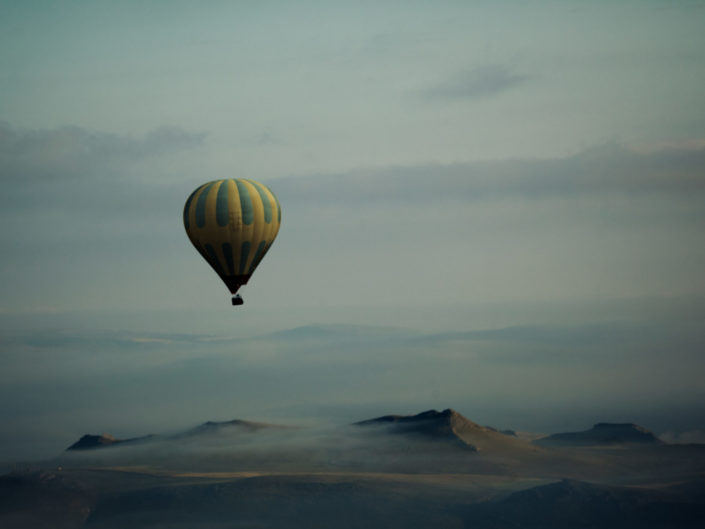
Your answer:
(180, 419), (292, 437)
(261, 324), (420, 346)
(44, 409), (705, 489)
(66, 433), (154, 451)
(65, 419), (290, 451)
(533, 422), (663, 447)
(355, 409), (476, 445)
(355, 409), (534, 453)
(64, 413), (665, 464)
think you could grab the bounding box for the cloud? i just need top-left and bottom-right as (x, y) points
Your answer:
(0, 122), (206, 183)
(4, 121), (703, 221)
(0, 122), (207, 244)
(1, 318), (704, 462)
(0, 328), (224, 352)
(423, 65), (530, 100)
(0, 122), (206, 226)
(2, 120), (704, 319)
(0, 328), (236, 389)
(273, 142), (705, 207)
(414, 323), (664, 349)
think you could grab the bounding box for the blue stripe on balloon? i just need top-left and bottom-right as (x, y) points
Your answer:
(239, 241), (251, 275)
(235, 179), (254, 225)
(216, 180), (230, 227)
(249, 240), (267, 274)
(247, 180), (272, 224)
(196, 182), (216, 228)
(205, 243), (226, 277)
(222, 243), (235, 275)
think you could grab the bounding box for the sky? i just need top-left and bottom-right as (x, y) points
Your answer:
(1, 0), (704, 462)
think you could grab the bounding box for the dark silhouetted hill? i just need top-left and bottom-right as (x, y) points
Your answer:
(66, 434), (154, 451)
(355, 409), (478, 450)
(462, 479), (705, 528)
(5, 470), (704, 529)
(62, 411), (701, 482)
(355, 408), (537, 454)
(0, 471), (93, 528)
(181, 419), (292, 437)
(65, 419), (291, 451)
(534, 423), (663, 447)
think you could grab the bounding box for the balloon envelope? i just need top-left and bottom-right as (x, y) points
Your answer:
(183, 178), (281, 296)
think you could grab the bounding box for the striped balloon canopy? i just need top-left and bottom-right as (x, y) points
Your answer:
(183, 178), (281, 301)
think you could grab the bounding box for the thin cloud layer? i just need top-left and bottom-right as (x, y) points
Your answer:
(1, 121), (703, 316)
(0, 122), (206, 182)
(423, 65), (530, 100)
(1, 1), (704, 475)
(1, 318), (703, 462)
(274, 143), (705, 206)
(0, 123), (207, 232)
(3, 122), (703, 219)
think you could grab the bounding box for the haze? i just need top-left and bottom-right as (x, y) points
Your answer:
(1, 1), (704, 464)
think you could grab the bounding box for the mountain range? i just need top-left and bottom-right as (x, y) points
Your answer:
(65, 408), (665, 452)
(2, 408), (703, 528)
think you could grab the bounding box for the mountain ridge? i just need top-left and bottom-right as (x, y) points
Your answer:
(64, 410), (667, 455)
(354, 408), (537, 454)
(533, 422), (663, 447)
(65, 419), (291, 451)
(66, 433), (155, 451)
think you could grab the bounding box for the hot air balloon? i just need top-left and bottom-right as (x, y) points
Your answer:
(183, 179), (281, 306)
